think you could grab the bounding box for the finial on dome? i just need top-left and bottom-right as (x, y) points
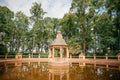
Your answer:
(56, 31), (63, 39)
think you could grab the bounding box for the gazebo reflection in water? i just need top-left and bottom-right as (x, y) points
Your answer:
(48, 31), (69, 66)
(48, 66), (69, 80)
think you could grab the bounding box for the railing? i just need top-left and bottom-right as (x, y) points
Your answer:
(0, 55), (15, 59)
(71, 55), (119, 60)
(0, 54), (48, 59)
(0, 54), (120, 61)
(85, 56), (117, 59)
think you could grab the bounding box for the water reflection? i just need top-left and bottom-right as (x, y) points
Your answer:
(15, 62), (22, 66)
(48, 66), (69, 80)
(0, 62), (120, 80)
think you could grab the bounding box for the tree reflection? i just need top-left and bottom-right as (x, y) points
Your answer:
(0, 62), (120, 80)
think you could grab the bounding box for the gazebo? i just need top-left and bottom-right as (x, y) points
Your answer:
(48, 66), (69, 80)
(48, 31), (69, 65)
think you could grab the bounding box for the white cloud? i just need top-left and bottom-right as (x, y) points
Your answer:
(45, 0), (72, 18)
(0, 0), (72, 18)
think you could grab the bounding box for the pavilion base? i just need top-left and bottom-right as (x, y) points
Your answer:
(48, 58), (69, 67)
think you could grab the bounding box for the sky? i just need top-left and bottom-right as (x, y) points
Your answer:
(0, 0), (72, 18)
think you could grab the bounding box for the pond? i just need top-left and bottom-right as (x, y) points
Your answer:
(0, 62), (120, 80)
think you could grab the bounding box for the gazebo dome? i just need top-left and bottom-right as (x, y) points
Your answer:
(50, 31), (67, 46)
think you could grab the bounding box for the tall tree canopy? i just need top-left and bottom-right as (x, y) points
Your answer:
(30, 2), (46, 55)
(0, 6), (14, 44)
(0, 6), (14, 55)
(0, 0), (119, 56)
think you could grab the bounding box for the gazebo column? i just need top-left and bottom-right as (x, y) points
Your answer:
(52, 47), (54, 58)
(53, 47), (55, 58)
(49, 48), (51, 58)
(60, 47), (62, 58)
(66, 47), (69, 58)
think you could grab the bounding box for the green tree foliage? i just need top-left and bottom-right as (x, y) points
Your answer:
(60, 13), (81, 54)
(0, 1), (119, 56)
(0, 6), (14, 55)
(91, 13), (115, 54)
(0, 44), (7, 55)
(69, 0), (92, 54)
(30, 2), (46, 55)
(60, 13), (78, 41)
(43, 17), (59, 50)
(30, 2), (46, 21)
(0, 6), (14, 34)
(105, 0), (120, 51)
(13, 11), (29, 53)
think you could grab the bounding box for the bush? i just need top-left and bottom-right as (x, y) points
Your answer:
(86, 52), (94, 57)
(0, 44), (8, 55)
(9, 51), (16, 55)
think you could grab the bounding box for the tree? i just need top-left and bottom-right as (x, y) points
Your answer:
(105, 0), (120, 51)
(0, 6), (14, 34)
(43, 17), (59, 52)
(30, 2), (46, 56)
(91, 13), (115, 55)
(60, 13), (78, 41)
(0, 44), (8, 58)
(0, 6), (14, 57)
(70, 0), (91, 54)
(14, 11), (29, 53)
(60, 12), (82, 55)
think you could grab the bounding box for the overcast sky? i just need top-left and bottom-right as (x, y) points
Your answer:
(0, 0), (72, 18)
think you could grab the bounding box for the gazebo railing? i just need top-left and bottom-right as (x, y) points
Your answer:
(49, 58), (69, 64)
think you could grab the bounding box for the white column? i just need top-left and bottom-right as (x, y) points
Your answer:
(38, 54), (40, 58)
(29, 53), (31, 58)
(52, 47), (54, 58)
(48, 48), (50, 58)
(60, 47), (62, 58)
(66, 47), (69, 58)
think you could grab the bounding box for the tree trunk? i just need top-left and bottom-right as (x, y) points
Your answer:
(81, 24), (86, 54)
(5, 54), (8, 59)
(32, 34), (35, 58)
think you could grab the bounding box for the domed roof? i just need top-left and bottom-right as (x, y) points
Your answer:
(50, 31), (67, 46)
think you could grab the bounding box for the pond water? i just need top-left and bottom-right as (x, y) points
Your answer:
(0, 62), (120, 80)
